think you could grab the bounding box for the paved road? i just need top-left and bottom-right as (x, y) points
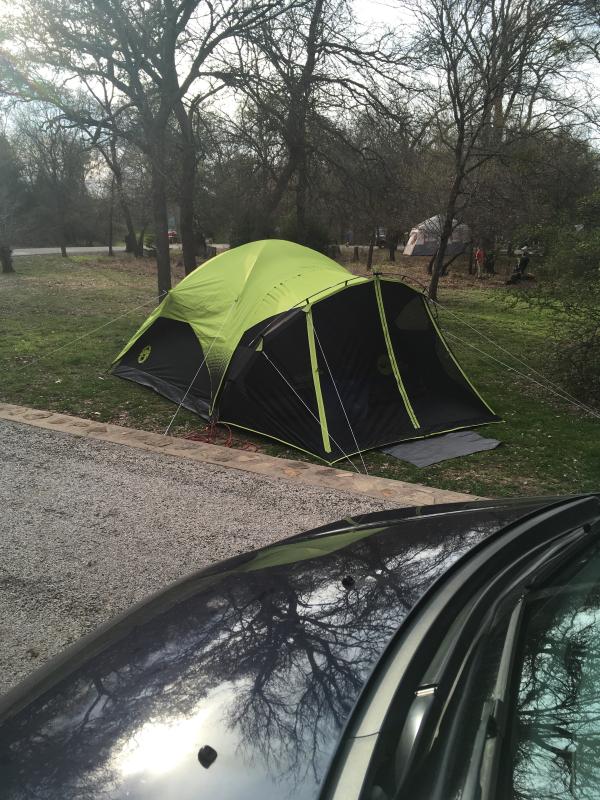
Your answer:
(12, 244), (228, 257)
(0, 419), (393, 695)
(13, 246), (128, 256)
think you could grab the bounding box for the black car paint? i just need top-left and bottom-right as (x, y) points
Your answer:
(0, 498), (565, 800)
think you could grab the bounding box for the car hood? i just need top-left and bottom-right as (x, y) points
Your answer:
(0, 497), (559, 800)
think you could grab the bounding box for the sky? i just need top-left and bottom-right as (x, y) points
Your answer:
(354, 0), (404, 27)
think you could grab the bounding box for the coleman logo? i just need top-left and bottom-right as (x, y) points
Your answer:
(137, 345), (152, 364)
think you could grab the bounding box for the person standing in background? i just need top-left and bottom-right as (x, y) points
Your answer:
(475, 245), (485, 278)
(517, 246), (530, 276)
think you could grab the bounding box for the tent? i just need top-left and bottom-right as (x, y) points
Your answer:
(112, 240), (498, 463)
(403, 216), (471, 257)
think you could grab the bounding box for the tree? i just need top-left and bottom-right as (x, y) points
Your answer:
(231, 0), (401, 246)
(572, 0), (600, 67)
(507, 185), (600, 403)
(2, 0), (292, 295)
(198, 108), (279, 245)
(14, 108), (92, 256)
(72, 85), (146, 258)
(407, 0), (581, 299)
(0, 132), (25, 273)
(322, 104), (425, 249)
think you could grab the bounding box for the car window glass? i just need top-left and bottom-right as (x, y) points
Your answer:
(510, 546), (600, 799)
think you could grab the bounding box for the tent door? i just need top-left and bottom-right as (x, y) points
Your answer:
(374, 277), (420, 429)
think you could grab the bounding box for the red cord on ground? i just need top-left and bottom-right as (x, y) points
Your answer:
(184, 421), (259, 452)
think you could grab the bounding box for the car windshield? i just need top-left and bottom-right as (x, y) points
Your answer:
(363, 535), (600, 800)
(509, 543), (600, 799)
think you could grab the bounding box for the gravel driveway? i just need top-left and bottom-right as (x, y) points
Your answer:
(0, 419), (394, 695)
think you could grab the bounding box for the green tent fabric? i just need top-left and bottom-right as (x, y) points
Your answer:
(114, 239), (365, 404)
(112, 239), (499, 463)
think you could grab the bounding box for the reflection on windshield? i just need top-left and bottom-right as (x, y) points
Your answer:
(513, 548), (600, 799)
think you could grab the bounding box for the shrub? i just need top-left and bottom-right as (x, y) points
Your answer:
(510, 206), (600, 402)
(554, 318), (600, 400)
(279, 214), (330, 254)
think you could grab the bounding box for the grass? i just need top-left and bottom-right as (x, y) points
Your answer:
(1, 253), (598, 498)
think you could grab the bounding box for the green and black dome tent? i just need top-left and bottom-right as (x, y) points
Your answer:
(112, 240), (498, 463)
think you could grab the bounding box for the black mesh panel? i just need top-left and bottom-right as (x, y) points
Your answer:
(219, 310), (333, 458)
(379, 280), (498, 432)
(112, 317), (211, 416)
(310, 283), (417, 455)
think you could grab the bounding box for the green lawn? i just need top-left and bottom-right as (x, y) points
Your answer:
(1, 254), (598, 498)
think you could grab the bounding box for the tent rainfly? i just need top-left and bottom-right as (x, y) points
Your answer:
(403, 216), (471, 257)
(112, 240), (498, 463)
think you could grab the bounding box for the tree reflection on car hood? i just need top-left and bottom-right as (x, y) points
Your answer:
(0, 499), (552, 800)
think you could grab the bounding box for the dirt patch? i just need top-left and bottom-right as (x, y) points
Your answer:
(338, 247), (517, 293)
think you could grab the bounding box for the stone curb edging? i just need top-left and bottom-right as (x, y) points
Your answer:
(0, 403), (480, 507)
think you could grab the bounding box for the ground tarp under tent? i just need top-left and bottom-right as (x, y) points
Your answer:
(403, 216), (471, 257)
(382, 430), (501, 467)
(112, 240), (499, 464)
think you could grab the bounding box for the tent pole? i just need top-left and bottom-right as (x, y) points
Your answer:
(306, 308), (332, 455)
(312, 325), (369, 477)
(373, 277), (420, 430)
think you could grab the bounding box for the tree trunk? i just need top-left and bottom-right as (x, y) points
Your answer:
(117, 184), (138, 256)
(150, 155), (172, 297)
(174, 101), (197, 274)
(60, 242), (67, 258)
(429, 180), (461, 301)
(440, 249), (463, 276)
(263, 159), (297, 227)
(427, 251), (437, 275)
(0, 245), (14, 273)
(179, 161), (196, 273)
(388, 243), (396, 262)
(137, 226), (146, 257)
(125, 232), (136, 254)
(107, 138), (139, 257)
(296, 154), (308, 245)
(428, 222), (452, 300)
(367, 240), (374, 271)
(108, 177), (114, 256)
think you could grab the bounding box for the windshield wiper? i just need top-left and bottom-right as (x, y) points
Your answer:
(461, 597), (525, 800)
